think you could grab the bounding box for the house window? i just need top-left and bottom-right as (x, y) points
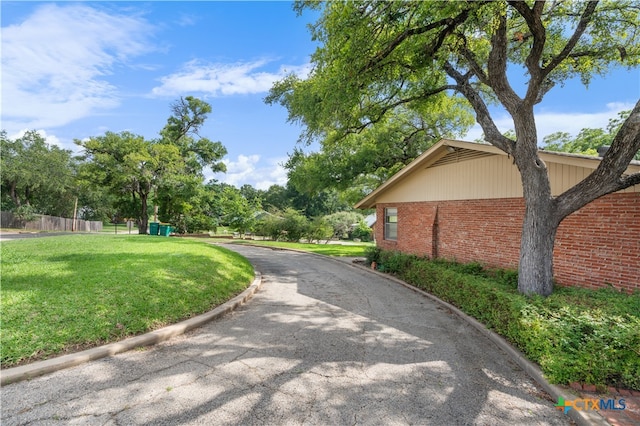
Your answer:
(384, 207), (397, 241)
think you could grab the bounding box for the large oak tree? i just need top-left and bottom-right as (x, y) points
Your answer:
(77, 97), (227, 234)
(268, 0), (640, 296)
(77, 131), (183, 233)
(156, 96), (227, 228)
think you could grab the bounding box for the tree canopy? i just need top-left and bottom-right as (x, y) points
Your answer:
(282, 106), (474, 204)
(76, 97), (228, 233)
(160, 96), (227, 176)
(1, 130), (77, 217)
(269, 0), (640, 296)
(543, 110), (640, 160)
(155, 96), (228, 230)
(77, 131), (181, 231)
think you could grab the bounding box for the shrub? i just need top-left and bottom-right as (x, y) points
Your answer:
(14, 205), (37, 229)
(350, 220), (373, 242)
(378, 250), (418, 274)
(324, 211), (364, 239)
(373, 248), (640, 390)
(520, 295), (640, 390)
(255, 212), (284, 240)
(485, 268), (519, 289)
(176, 213), (217, 234)
(280, 208), (309, 242)
(456, 261), (484, 276)
(364, 246), (382, 265)
(304, 217), (333, 243)
(255, 209), (309, 242)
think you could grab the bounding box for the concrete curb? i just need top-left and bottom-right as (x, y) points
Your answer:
(0, 272), (263, 386)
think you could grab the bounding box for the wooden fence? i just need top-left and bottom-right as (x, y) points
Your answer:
(0, 211), (103, 232)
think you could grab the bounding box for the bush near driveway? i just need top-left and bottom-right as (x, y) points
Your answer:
(366, 247), (640, 391)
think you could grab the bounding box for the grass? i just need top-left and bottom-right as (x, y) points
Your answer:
(230, 239), (373, 257)
(1, 234), (254, 367)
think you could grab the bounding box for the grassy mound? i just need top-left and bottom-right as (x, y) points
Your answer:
(1, 235), (254, 367)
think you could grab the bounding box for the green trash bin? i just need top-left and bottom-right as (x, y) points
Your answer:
(158, 224), (171, 237)
(149, 222), (159, 235)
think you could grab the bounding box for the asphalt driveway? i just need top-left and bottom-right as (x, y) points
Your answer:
(1, 244), (569, 425)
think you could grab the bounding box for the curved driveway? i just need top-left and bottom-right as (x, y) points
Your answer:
(1, 245), (568, 425)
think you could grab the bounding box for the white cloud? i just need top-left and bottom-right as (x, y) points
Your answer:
(254, 160), (288, 190)
(1, 4), (154, 133)
(534, 102), (634, 140)
(210, 154), (288, 189)
(225, 154), (260, 175)
(151, 59), (312, 97)
(9, 129), (62, 148)
(176, 13), (199, 27)
(464, 102), (634, 143)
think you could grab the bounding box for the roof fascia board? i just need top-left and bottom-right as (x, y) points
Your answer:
(539, 150), (640, 174)
(355, 139), (640, 209)
(445, 139), (505, 155)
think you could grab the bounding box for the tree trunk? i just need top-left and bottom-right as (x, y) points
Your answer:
(153, 185), (159, 223)
(518, 199), (558, 296)
(10, 181), (20, 207)
(513, 108), (560, 296)
(139, 192), (149, 235)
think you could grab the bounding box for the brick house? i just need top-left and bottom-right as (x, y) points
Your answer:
(355, 139), (640, 292)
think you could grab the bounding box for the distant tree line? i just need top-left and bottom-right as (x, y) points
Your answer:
(2, 97), (632, 241)
(0, 96), (366, 237)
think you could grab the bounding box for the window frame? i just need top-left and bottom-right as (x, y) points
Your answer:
(384, 207), (397, 241)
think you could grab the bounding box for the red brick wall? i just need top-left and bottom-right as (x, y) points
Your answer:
(436, 199), (524, 268)
(555, 192), (639, 292)
(375, 203), (437, 256)
(375, 192), (639, 292)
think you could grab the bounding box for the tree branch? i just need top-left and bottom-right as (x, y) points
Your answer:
(508, 1), (546, 69)
(458, 34), (490, 85)
(508, 1), (548, 106)
(444, 61), (516, 155)
(487, 11), (522, 112)
(361, 7), (474, 73)
(348, 84), (455, 134)
(620, 172), (640, 188)
(541, 1), (599, 80)
(555, 99), (640, 220)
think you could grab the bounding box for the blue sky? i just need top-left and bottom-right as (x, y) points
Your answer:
(2, 2), (638, 190)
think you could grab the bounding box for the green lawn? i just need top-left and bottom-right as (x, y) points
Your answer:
(230, 240), (373, 257)
(1, 235), (254, 367)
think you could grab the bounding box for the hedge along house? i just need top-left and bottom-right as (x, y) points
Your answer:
(355, 139), (640, 293)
